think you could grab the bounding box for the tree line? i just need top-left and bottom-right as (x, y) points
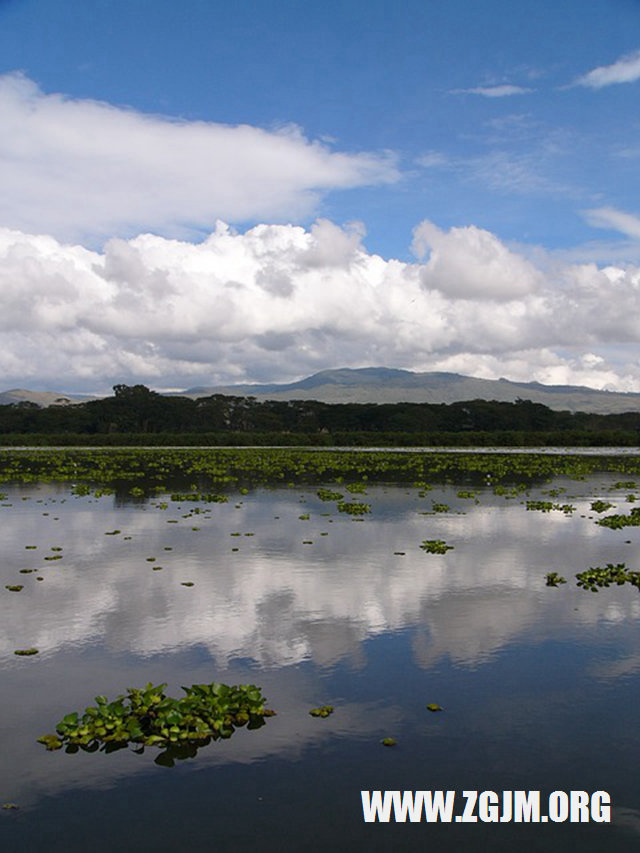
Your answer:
(0, 383), (638, 445)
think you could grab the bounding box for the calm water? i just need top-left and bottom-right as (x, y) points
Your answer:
(1, 472), (640, 851)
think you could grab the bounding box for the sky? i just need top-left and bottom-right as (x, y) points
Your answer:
(1, 0), (640, 393)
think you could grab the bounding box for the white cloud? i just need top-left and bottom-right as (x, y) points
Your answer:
(2, 219), (640, 392)
(0, 72), (399, 242)
(583, 206), (640, 240)
(575, 49), (640, 88)
(451, 85), (532, 97)
(411, 219), (543, 299)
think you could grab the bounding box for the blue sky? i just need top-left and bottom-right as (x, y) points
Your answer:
(1, 0), (640, 392)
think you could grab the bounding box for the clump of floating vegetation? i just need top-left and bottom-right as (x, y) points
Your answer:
(381, 737), (397, 746)
(14, 648), (38, 656)
(526, 500), (575, 514)
(37, 682), (275, 756)
(336, 501), (370, 515)
(575, 563), (640, 592)
(590, 500), (614, 513)
(345, 482), (367, 494)
(170, 493), (228, 503)
(545, 572), (567, 587)
(420, 540), (454, 554)
(597, 507), (640, 529)
(431, 502), (450, 513)
(426, 703), (443, 712)
(316, 489), (344, 501)
(5, 584), (23, 592)
(309, 705), (334, 718)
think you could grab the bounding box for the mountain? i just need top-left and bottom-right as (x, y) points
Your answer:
(179, 367), (640, 414)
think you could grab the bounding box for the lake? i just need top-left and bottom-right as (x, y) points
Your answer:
(1, 451), (640, 851)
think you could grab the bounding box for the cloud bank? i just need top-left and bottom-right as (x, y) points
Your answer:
(1, 218), (640, 393)
(0, 73), (398, 242)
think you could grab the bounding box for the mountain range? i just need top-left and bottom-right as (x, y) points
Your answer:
(3, 368), (640, 414)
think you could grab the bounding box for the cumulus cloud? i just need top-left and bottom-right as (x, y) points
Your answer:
(411, 219), (543, 299)
(2, 219), (640, 392)
(451, 85), (532, 97)
(0, 72), (399, 242)
(575, 49), (640, 88)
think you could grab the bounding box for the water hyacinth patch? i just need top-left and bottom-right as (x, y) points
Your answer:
(575, 563), (640, 592)
(309, 705), (334, 718)
(545, 572), (567, 587)
(596, 507), (640, 529)
(38, 682), (275, 756)
(420, 540), (454, 554)
(316, 489), (343, 501)
(590, 500), (614, 513)
(336, 501), (370, 515)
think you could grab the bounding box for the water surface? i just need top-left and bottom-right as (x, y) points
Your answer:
(1, 471), (639, 851)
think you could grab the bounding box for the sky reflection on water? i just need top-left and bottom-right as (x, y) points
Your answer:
(1, 474), (640, 851)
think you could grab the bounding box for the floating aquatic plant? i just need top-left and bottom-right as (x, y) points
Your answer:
(309, 706), (334, 718)
(381, 737), (397, 746)
(15, 648), (38, 656)
(336, 501), (370, 515)
(316, 489), (343, 501)
(545, 572), (567, 587)
(596, 507), (640, 529)
(526, 500), (574, 514)
(345, 482), (367, 494)
(420, 540), (453, 554)
(170, 493), (228, 503)
(575, 562), (640, 592)
(426, 703), (443, 712)
(37, 682), (275, 757)
(590, 500), (614, 513)
(5, 584), (23, 592)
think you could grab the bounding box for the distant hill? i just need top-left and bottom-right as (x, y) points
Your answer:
(178, 367), (640, 414)
(0, 389), (94, 407)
